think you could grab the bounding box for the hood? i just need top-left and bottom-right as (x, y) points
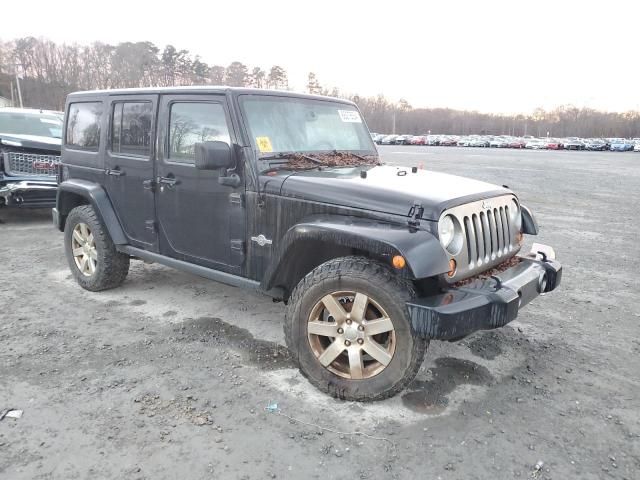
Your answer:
(0, 133), (62, 153)
(278, 165), (511, 220)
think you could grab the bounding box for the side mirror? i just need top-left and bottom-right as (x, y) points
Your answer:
(195, 141), (233, 170)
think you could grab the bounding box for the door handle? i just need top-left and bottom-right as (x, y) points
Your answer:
(158, 176), (179, 188)
(142, 179), (155, 191)
(107, 168), (125, 176)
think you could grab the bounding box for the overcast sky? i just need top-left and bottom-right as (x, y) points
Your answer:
(4, 0), (639, 114)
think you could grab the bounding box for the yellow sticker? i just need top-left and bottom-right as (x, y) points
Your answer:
(256, 136), (273, 153)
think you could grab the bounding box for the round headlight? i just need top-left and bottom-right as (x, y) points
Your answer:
(439, 215), (464, 255)
(438, 215), (455, 248)
(510, 199), (522, 231)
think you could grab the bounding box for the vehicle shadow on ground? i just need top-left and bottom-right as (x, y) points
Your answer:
(401, 357), (493, 414)
(0, 208), (51, 225)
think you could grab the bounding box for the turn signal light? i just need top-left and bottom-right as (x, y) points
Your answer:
(392, 255), (406, 269)
(447, 259), (457, 277)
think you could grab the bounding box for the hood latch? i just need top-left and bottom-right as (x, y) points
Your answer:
(407, 201), (424, 227)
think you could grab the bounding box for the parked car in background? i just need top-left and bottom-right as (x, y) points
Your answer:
(490, 138), (510, 148)
(380, 134), (398, 145)
(440, 137), (458, 146)
(0, 107), (62, 208)
(469, 137), (490, 147)
(409, 135), (427, 145)
(564, 140), (585, 151)
(584, 139), (608, 151)
(508, 138), (527, 149)
(394, 135), (414, 145)
(544, 139), (563, 150)
(634, 143), (640, 152)
(372, 133), (385, 144)
(525, 139), (546, 149)
(609, 139), (634, 151)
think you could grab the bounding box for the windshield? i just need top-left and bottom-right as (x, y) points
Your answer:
(239, 95), (376, 157)
(0, 111), (63, 139)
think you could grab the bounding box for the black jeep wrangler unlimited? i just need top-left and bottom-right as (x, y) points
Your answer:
(53, 87), (561, 401)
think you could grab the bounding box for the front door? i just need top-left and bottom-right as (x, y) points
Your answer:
(105, 94), (158, 249)
(155, 94), (243, 271)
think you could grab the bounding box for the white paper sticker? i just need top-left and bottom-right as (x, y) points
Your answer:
(338, 110), (362, 123)
(40, 118), (60, 125)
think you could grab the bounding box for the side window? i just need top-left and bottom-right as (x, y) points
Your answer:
(111, 102), (153, 157)
(168, 102), (230, 163)
(65, 102), (103, 150)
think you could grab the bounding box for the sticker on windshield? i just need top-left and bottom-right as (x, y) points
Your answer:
(338, 110), (362, 123)
(256, 136), (273, 153)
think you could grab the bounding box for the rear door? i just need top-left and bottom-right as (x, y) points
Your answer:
(105, 94), (158, 249)
(155, 94), (243, 271)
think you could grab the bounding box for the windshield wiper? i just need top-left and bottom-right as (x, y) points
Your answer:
(329, 150), (374, 162)
(260, 152), (323, 165)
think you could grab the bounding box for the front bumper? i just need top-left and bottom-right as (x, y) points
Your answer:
(406, 243), (562, 340)
(0, 179), (58, 208)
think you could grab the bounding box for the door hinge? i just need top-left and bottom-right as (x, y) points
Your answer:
(145, 220), (157, 233)
(229, 192), (244, 206)
(230, 239), (245, 252)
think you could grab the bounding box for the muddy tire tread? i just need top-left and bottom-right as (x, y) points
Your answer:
(285, 256), (427, 401)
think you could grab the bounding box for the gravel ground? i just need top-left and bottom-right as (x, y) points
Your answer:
(1, 146), (639, 479)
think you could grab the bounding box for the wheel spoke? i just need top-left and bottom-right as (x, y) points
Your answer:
(87, 233), (94, 245)
(350, 293), (368, 322)
(363, 339), (392, 366)
(80, 223), (89, 239)
(73, 229), (84, 243)
(80, 255), (89, 273)
(364, 317), (394, 336)
(320, 294), (347, 322)
(307, 321), (338, 337)
(72, 247), (84, 257)
(348, 348), (364, 379)
(88, 248), (98, 261)
(88, 258), (96, 274)
(317, 340), (345, 367)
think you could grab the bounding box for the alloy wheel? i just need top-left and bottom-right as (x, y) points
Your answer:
(71, 222), (97, 276)
(307, 291), (396, 380)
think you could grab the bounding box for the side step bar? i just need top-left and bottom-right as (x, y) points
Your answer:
(117, 246), (261, 291)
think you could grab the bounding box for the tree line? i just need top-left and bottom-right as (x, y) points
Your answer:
(1, 37), (639, 139)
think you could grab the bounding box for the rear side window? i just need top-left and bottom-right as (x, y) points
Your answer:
(168, 102), (230, 163)
(65, 102), (103, 150)
(111, 102), (153, 157)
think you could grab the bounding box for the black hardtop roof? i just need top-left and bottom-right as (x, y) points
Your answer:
(66, 86), (356, 106)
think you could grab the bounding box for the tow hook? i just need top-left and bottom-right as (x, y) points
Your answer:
(407, 201), (424, 227)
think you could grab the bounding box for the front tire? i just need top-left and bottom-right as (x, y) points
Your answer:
(285, 257), (427, 401)
(64, 205), (130, 291)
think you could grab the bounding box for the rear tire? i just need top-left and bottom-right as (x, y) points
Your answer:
(285, 256), (427, 401)
(64, 205), (130, 291)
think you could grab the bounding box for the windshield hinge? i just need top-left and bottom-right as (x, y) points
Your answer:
(407, 201), (424, 227)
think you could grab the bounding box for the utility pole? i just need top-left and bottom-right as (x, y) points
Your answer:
(15, 73), (23, 108)
(392, 111), (396, 135)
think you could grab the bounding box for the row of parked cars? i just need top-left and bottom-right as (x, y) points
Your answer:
(372, 133), (640, 152)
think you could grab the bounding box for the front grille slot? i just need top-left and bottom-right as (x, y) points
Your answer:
(3, 151), (60, 176)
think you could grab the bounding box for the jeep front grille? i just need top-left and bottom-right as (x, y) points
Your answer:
(441, 195), (521, 282)
(3, 151), (60, 177)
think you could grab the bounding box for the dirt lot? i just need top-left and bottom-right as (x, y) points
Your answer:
(1, 147), (639, 479)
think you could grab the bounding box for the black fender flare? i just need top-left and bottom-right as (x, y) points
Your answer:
(55, 179), (127, 244)
(261, 215), (450, 293)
